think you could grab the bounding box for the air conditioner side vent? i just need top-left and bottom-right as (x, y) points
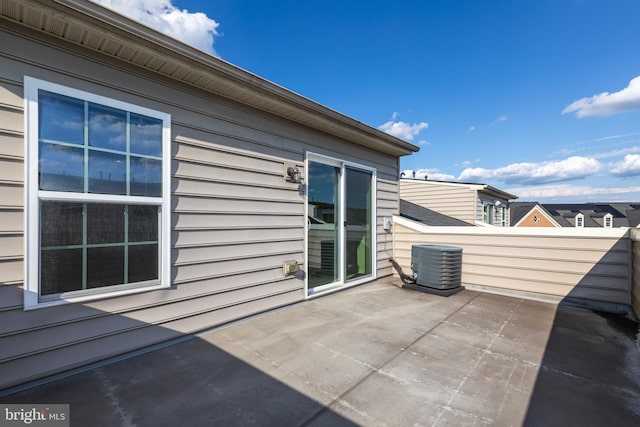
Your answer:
(410, 244), (463, 290)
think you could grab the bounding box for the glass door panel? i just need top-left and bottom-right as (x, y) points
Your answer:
(345, 167), (372, 281)
(307, 161), (341, 289)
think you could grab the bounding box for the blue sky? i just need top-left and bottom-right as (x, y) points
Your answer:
(93, 0), (640, 202)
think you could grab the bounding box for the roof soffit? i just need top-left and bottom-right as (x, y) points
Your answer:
(1, 0), (419, 157)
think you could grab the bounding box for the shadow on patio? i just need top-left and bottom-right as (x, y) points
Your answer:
(1, 279), (639, 426)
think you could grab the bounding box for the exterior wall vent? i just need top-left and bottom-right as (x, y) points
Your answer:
(410, 245), (464, 296)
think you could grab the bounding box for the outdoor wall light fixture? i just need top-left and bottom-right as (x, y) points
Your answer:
(286, 166), (302, 184)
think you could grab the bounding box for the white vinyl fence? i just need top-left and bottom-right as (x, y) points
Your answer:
(393, 216), (634, 314)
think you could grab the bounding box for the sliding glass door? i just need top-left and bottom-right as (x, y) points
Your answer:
(307, 162), (340, 289)
(345, 167), (372, 281)
(307, 156), (375, 294)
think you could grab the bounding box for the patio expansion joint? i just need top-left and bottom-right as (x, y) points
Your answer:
(431, 297), (524, 427)
(298, 292), (484, 427)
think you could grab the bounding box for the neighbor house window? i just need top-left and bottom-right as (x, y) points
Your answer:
(483, 203), (495, 225)
(501, 206), (507, 227)
(604, 214), (613, 228)
(575, 213), (584, 228)
(24, 77), (171, 309)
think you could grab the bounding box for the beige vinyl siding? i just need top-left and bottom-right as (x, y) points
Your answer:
(376, 178), (399, 277)
(400, 180), (476, 224)
(0, 79), (24, 292)
(631, 229), (640, 318)
(0, 20), (402, 389)
(393, 217), (632, 306)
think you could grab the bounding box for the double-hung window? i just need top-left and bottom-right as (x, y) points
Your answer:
(25, 77), (171, 309)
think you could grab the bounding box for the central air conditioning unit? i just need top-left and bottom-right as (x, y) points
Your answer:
(409, 244), (464, 296)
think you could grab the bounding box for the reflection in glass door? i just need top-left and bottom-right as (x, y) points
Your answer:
(345, 167), (372, 281)
(307, 156), (375, 294)
(307, 161), (340, 289)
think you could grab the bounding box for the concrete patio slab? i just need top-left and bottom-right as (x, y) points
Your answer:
(1, 279), (639, 426)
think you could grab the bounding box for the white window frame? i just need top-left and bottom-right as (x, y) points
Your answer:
(604, 213), (613, 228)
(24, 77), (171, 309)
(575, 213), (584, 228)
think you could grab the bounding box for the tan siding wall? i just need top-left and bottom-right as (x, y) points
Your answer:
(0, 78), (24, 295)
(399, 180), (476, 224)
(631, 228), (640, 318)
(393, 217), (632, 306)
(376, 178), (398, 277)
(0, 22), (401, 389)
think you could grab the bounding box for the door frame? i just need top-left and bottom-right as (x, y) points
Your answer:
(305, 152), (377, 297)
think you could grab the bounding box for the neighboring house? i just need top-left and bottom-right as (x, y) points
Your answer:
(511, 202), (640, 228)
(399, 178), (518, 227)
(510, 202), (562, 228)
(0, 0), (418, 390)
(399, 200), (474, 226)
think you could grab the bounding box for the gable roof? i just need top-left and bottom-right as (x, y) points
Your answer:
(1, 0), (419, 157)
(510, 202), (563, 227)
(511, 202), (640, 227)
(509, 202), (538, 225)
(399, 200), (474, 226)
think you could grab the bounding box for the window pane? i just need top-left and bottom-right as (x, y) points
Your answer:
(307, 162), (341, 288)
(87, 246), (125, 289)
(39, 142), (84, 192)
(87, 204), (125, 245)
(40, 248), (83, 295)
(345, 167), (372, 280)
(88, 150), (126, 194)
(129, 205), (158, 242)
(88, 103), (126, 151)
(40, 202), (83, 247)
(39, 90), (84, 145)
(130, 113), (162, 157)
(128, 244), (158, 283)
(130, 156), (162, 197)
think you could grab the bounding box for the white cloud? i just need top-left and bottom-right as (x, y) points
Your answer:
(549, 148), (576, 158)
(592, 145), (640, 160)
(467, 126), (476, 132)
(378, 120), (428, 142)
(610, 154), (640, 177)
(458, 156), (601, 185)
(490, 115), (508, 126)
(562, 76), (640, 118)
(418, 140), (430, 146)
(401, 168), (455, 181)
(507, 183), (640, 202)
(91, 0), (220, 55)
(574, 132), (640, 145)
(391, 111), (400, 120)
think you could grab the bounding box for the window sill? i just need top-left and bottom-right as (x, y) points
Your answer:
(24, 282), (169, 311)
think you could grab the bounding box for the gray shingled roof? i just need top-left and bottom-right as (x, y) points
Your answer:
(399, 200), (474, 226)
(509, 202), (539, 225)
(510, 202), (640, 227)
